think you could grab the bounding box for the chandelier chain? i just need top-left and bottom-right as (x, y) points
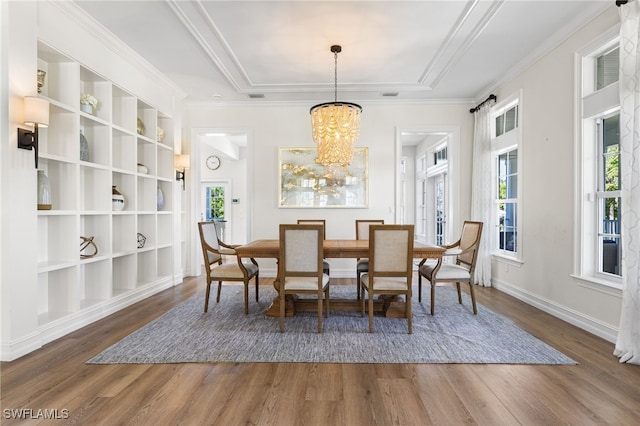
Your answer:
(334, 50), (338, 102)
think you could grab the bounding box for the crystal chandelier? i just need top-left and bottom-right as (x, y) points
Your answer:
(310, 45), (362, 167)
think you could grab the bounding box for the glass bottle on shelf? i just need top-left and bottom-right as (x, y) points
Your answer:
(37, 170), (52, 210)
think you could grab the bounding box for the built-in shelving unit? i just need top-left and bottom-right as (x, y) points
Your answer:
(36, 42), (175, 331)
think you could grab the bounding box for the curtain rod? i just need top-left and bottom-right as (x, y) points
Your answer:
(616, 1), (628, 6)
(469, 94), (497, 113)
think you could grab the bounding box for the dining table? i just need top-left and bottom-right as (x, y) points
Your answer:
(235, 239), (445, 317)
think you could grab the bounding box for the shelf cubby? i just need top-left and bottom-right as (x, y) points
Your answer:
(80, 260), (112, 307)
(80, 166), (110, 211)
(80, 118), (110, 166)
(112, 128), (136, 172)
(112, 214), (137, 254)
(38, 267), (79, 324)
(80, 214), (110, 257)
(112, 86), (136, 131)
(112, 254), (137, 293)
(112, 172), (135, 212)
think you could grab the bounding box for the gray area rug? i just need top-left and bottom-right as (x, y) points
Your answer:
(87, 285), (575, 364)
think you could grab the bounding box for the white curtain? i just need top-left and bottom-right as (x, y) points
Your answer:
(614, 0), (640, 365)
(470, 101), (494, 287)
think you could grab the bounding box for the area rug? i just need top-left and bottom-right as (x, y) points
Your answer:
(87, 285), (575, 365)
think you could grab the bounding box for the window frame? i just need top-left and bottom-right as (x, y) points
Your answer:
(574, 26), (623, 290)
(490, 91), (523, 262)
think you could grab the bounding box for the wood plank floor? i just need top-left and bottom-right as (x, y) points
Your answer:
(2, 276), (639, 425)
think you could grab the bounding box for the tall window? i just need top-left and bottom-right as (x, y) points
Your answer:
(491, 97), (521, 257)
(577, 30), (622, 287)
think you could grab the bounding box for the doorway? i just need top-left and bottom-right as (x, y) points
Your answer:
(396, 127), (460, 245)
(187, 128), (253, 277)
(201, 180), (232, 241)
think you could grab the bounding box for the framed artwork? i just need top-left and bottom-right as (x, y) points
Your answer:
(279, 147), (368, 208)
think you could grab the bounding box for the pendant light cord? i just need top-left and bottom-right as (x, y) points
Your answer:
(334, 50), (338, 102)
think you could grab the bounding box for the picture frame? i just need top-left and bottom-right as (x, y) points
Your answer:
(278, 147), (368, 208)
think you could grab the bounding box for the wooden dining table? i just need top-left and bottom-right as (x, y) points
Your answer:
(235, 239), (445, 317)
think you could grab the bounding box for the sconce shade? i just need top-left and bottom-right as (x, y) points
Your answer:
(24, 96), (49, 127)
(175, 154), (190, 170)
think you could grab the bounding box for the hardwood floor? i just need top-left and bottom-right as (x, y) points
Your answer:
(2, 276), (639, 425)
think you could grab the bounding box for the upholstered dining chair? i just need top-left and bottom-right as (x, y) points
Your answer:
(417, 220), (483, 315)
(355, 219), (385, 299)
(297, 219), (330, 275)
(198, 221), (259, 315)
(279, 224), (330, 333)
(361, 224), (414, 333)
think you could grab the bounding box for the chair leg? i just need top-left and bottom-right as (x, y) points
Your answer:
(255, 274), (259, 302)
(456, 282), (462, 304)
(204, 281), (212, 312)
(406, 291), (412, 334)
(216, 281), (222, 303)
(430, 281), (436, 315)
(279, 291), (285, 332)
(368, 292), (374, 333)
(325, 286), (330, 318)
(361, 286), (365, 317)
(468, 282), (478, 314)
(418, 273), (422, 302)
(356, 271), (361, 300)
(243, 282), (249, 315)
(317, 290), (323, 333)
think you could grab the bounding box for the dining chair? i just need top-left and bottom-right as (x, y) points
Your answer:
(198, 221), (260, 314)
(279, 224), (330, 333)
(417, 220), (483, 315)
(361, 224), (414, 333)
(297, 219), (330, 275)
(355, 219), (385, 300)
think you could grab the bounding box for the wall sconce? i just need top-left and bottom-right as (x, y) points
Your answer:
(175, 154), (190, 191)
(18, 96), (49, 168)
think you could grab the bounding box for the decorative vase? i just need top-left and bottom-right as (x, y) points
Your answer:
(157, 187), (164, 211)
(81, 103), (93, 114)
(37, 69), (46, 94)
(112, 186), (125, 211)
(157, 127), (165, 142)
(80, 131), (89, 161)
(137, 118), (145, 135)
(37, 170), (52, 210)
(137, 163), (148, 174)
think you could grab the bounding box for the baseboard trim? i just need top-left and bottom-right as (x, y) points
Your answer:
(492, 279), (619, 343)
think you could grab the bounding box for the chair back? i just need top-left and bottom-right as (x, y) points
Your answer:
(280, 224), (324, 280)
(355, 219), (385, 240)
(198, 221), (222, 265)
(457, 221), (483, 269)
(297, 219), (326, 240)
(369, 224), (414, 279)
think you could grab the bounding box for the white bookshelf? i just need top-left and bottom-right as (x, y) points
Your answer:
(35, 42), (175, 329)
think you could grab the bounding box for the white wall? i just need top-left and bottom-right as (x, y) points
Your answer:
(491, 5), (621, 341)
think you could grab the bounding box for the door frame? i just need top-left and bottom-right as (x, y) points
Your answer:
(187, 127), (254, 277)
(395, 126), (460, 243)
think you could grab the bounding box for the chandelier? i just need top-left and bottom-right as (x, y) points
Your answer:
(310, 45), (362, 167)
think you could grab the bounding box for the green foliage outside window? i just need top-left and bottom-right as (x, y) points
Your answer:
(210, 187), (225, 219)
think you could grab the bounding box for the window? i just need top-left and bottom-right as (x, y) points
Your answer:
(576, 29), (622, 287)
(491, 95), (521, 258)
(497, 149), (518, 253)
(597, 113), (621, 276)
(205, 186), (225, 221)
